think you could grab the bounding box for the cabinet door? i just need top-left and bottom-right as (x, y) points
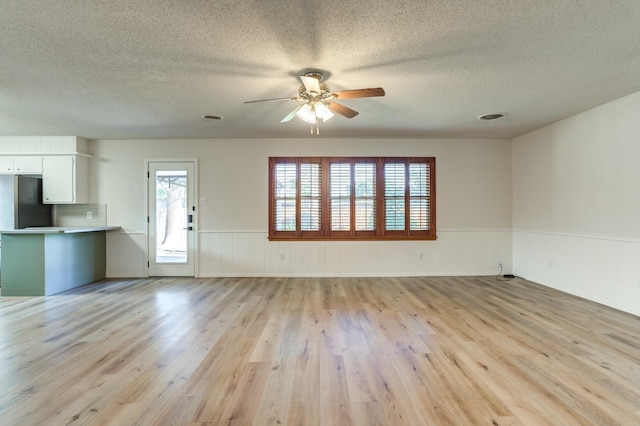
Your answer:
(0, 156), (14, 174)
(14, 156), (43, 174)
(43, 156), (75, 203)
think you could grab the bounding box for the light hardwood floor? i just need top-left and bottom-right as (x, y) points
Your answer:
(1, 276), (639, 425)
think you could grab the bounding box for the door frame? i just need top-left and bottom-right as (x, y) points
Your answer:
(144, 158), (199, 277)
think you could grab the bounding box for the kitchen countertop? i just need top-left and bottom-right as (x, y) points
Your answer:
(1, 226), (115, 296)
(0, 226), (121, 234)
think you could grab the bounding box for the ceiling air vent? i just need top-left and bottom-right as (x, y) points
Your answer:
(478, 113), (505, 121)
(200, 115), (224, 121)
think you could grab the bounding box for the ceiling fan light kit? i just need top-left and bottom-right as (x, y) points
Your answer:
(244, 71), (385, 135)
(296, 102), (334, 124)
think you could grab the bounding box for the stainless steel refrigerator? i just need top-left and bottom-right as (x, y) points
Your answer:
(0, 175), (53, 283)
(0, 175), (53, 230)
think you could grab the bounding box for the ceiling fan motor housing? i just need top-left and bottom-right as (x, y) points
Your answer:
(299, 82), (334, 100)
(303, 71), (325, 81)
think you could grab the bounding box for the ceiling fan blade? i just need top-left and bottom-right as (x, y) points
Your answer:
(333, 87), (385, 99)
(300, 76), (321, 94)
(280, 105), (302, 122)
(328, 101), (359, 118)
(244, 96), (299, 104)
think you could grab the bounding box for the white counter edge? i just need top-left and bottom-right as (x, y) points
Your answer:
(0, 226), (121, 234)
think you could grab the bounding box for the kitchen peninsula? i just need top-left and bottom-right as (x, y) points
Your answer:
(0, 226), (119, 296)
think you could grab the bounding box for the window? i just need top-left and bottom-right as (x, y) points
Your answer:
(269, 157), (436, 240)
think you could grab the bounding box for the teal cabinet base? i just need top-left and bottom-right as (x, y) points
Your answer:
(1, 232), (107, 296)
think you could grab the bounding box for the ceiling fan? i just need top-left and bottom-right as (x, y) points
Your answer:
(244, 71), (385, 134)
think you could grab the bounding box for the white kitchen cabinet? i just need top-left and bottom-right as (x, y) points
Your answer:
(0, 155), (44, 174)
(14, 156), (43, 174)
(42, 155), (89, 204)
(0, 156), (14, 173)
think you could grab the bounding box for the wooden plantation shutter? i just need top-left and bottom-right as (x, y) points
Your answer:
(354, 161), (376, 235)
(300, 161), (321, 232)
(384, 161), (406, 233)
(272, 161), (297, 232)
(269, 157), (436, 240)
(330, 162), (351, 232)
(409, 161), (430, 231)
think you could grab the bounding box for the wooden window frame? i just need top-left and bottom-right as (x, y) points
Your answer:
(269, 156), (436, 241)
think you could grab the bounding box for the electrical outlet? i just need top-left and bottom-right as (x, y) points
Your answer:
(279, 254), (285, 261)
(418, 252), (424, 260)
(497, 261), (503, 270)
(86, 211), (93, 220)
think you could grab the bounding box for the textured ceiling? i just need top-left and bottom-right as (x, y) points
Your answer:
(1, 0), (639, 140)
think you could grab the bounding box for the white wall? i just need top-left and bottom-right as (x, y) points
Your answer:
(513, 90), (640, 316)
(89, 138), (512, 278)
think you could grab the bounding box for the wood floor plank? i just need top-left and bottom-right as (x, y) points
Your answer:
(1, 276), (640, 425)
(216, 361), (270, 425)
(319, 353), (354, 425)
(455, 341), (594, 425)
(285, 339), (322, 426)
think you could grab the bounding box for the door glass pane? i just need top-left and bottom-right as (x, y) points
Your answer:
(155, 170), (187, 263)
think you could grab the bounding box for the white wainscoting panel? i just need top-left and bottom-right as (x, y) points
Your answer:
(513, 230), (640, 316)
(198, 229), (512, 278)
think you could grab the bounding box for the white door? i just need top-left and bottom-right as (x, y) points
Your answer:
(147, 161), (196, 276)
